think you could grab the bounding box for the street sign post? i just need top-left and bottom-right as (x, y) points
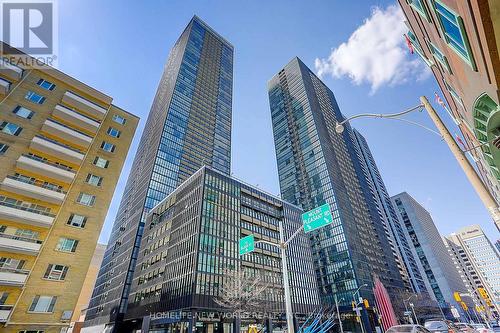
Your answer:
(239, 235), (255, 255)
(302, 203), (333, 233)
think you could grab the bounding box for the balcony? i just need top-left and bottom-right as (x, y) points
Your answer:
(0, 305), (12, 322)
(0, 232), (42, 255)
(0, 201), (55, 228)
(0, 59), (23, 80)
(52, 104), (100, 133)
(30, 135), (85, 165)
(0, 267), (29, 286)
(41, 118), (93, 148)
(62, 91), (107, 120)
(0, 77), (10, 95)
(17, 154), (76, 183)
(1, 175), (66, 204)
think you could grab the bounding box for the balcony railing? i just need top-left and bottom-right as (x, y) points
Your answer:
(35, 134), (84, 154)
(0, 266), (30, 275)
(46, 117), (94, 140)
(6, 175), (67, 194)
(0, 232), (43, 245)
(0, 304), (12, 322)
(0, 200), (55, 218)
(23, 154), (73, 172)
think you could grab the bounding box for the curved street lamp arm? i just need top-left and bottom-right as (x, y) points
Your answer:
(338, 104), (424, 127)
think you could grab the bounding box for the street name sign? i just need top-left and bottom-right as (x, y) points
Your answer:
(302, 203), (333, 233)
(239, 235), (255, 255)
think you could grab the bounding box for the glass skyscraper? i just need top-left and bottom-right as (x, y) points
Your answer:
(85, 16), (233, 332)
(353, 129), (430, 296)
(268, 57), (405, 327)
(124, 166), (320, 331)
(391, 192), (469, 320)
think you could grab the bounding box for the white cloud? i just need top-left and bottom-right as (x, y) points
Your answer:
(315, 4), (431, 94)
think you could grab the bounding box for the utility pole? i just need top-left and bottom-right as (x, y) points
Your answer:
(420, 96), (500, 231)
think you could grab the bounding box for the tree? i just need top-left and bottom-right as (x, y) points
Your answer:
(214, 267), (270, 317)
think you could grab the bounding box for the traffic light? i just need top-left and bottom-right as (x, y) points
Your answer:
(453, 292), (462, 302)
(460, 302), (468, 311)
(352, 301), (356, 310)
(363, 299), (370, 308)
(478, 288), (489, 300)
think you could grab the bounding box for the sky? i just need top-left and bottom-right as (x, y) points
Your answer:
(53, 0), (498, 243)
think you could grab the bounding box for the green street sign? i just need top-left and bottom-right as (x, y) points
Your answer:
(239, 235), (255, 255)
(302, 203), (333, 233)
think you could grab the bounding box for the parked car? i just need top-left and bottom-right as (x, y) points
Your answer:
(424, 320), (459, 333)
(387, 324), (432, 333)
(455, 323), (476, 333)
(470, 324), (493, 333)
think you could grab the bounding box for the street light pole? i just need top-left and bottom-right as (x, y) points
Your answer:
(254, 221), (304, 333)
(352, 284), (368, 333)
(404, 295), (416, 324)
(420, 96), (500, 230)
(334, 96), (500, 231)
(334, 294), (344, 333)
(409, 302), (419, 325)
(279, 221), (294, 333)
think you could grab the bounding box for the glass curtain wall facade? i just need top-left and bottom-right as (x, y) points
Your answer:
(352, 129), (430, 296)
(85, 16), (233, 332)
(125, 167), (320, 332)
(267, 57), (405, 323)
(391, 192), (469, 320)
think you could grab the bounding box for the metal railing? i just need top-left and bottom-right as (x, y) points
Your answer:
(0, 200), (55, 217)
(0, 266), (30, 275)
(56, 104), (101, 124)
(22, 154), (74, 172)
(0, 232), (43, 244)
(46, 117), (93, 139)
(35, 134), (84, 154)
(6, 174), (67, 194)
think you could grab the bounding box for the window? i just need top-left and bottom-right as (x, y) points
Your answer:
(112, 114), (126, 125)
(0, 257), (25, 269)
(55, 238), (78, 252)
(406, 31), (432, 66)
(77, 192), (96, 206)
(428, 42), (452, 73)
(0, 122), (22, 136)
(101, 141), (115, 153)
(13, 106), (35, 119)
(433, 0), (475, 68)
(36, 79), (56, 91)
(86, 174), (103, 186)
(28, 295), (57, 313)
(409, 0), (430, 21)
(0, 292), (8, 305)
(0, 143), (8, 155)
(67, 213), (87, 228)
(25, 91), (46, 104)
(0, 77), (11, 86)
(43, 264), (68, 280)
(444, 80), (463, 107)
(93, 157), (109, 168)
(106, 127), (121, 138)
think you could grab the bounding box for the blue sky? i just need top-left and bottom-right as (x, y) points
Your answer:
(55, 0), (497, 242)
